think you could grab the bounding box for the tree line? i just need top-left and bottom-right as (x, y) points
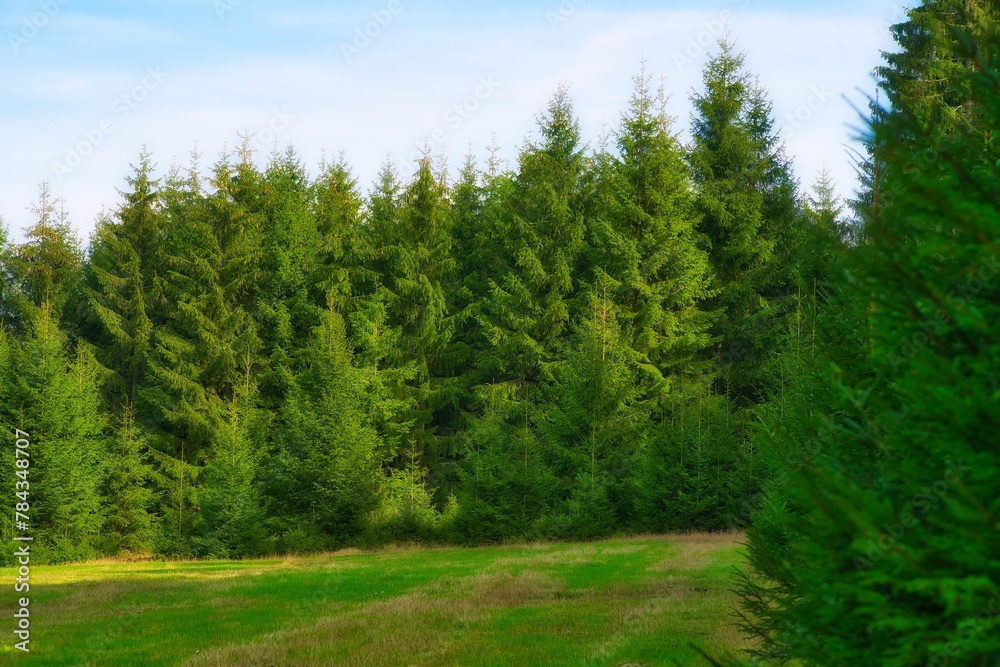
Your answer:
(725, 1), (1000, 664)
(0, 46), (833, 563)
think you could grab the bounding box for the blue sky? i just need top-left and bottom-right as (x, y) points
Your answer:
(1, 0), (914, 239)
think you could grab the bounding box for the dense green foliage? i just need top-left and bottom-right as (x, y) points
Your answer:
(0, 50), (811, 563)
(732, 1), (1000, 664)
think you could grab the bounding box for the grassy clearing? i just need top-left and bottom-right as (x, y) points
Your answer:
(0, 532), (749, 666)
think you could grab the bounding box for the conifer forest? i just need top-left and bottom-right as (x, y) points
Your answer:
(1, 0), (999, 663)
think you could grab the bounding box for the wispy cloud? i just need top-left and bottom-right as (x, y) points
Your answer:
(0, 1), (902, 239)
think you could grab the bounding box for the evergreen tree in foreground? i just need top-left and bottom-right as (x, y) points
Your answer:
(735, 2), (1000, 663)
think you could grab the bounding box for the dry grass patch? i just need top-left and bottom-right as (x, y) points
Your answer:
(184, 566), (573, 665)
(600, 543), (650, 555)
(468, 569), (566, 606)
(491, 545), (598, 568)
(184, 587), (481, 666)
(648, 532), (743, 572)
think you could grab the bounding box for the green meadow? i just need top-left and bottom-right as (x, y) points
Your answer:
(0, 533), (747, 666)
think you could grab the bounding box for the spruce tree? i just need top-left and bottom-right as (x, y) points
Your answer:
(85, 152), (163, 407)
(2, 304), (105, 562)
(102, 404), (157, 556)
(349, 160), (414, 461)
(476, 86), (586, 387)
(8, 184), (83, 334)
(313, 153), (364, 305)
(253, 150), (321, 410)
(690, 41), (801, 403)
(534, 277), (651, 538)
(196, 346), (267, 558)
(456, 380), (558, 542)
(274, 295), (383, 547)
(736, 3), (1000, 664)
(458, 88), (588, 539)
(142, 150), (263, 552)
(380, 157), (455, 475)
(590, 65), (717, 406)
(800, 167), (846, 290)
(453, 155), (519, 391)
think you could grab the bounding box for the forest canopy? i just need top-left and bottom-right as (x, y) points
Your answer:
(0, 46), (818, 561)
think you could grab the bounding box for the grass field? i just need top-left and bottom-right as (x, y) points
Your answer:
(0, 532), (749, 666)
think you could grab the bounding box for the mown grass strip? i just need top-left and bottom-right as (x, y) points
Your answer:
(0, 533), (748, 666)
